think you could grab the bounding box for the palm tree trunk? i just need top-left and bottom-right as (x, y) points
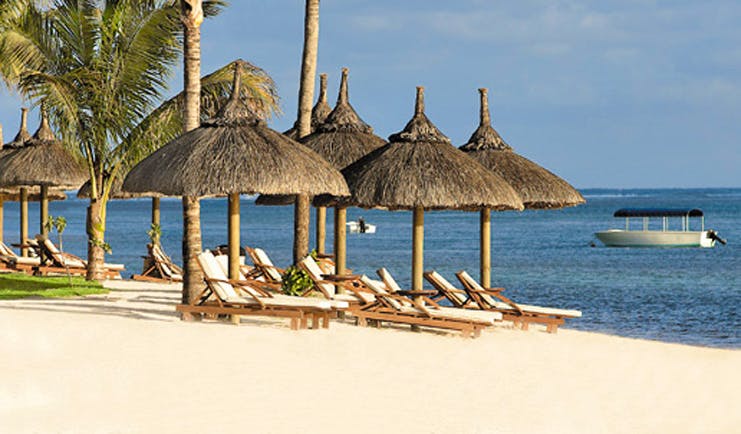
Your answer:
(293, 0), (320, 263)
(86, 199), (105, 280)
(181, 0), (204, 309)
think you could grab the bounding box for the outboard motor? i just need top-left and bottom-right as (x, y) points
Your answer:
(708, 230), (727, 245)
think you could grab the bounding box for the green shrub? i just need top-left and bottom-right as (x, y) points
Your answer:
(281, 266), (313, 296)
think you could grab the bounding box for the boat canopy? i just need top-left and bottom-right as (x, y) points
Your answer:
(613, 208), (704, 218)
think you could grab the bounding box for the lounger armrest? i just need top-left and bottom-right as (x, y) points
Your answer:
(315, 253), (335, 259)
(396, 290), (437, 297)
(478, 287), (506, 294)
(467, 287), (522, 314)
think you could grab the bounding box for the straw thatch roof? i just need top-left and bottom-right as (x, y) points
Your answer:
(459, 89), (585, 209)
(316, 87), (523, 211)
(258, 68), (386, 206)
(0, 110), (87, 190)
(122, 66), (349, 198)
(283, 73), (332, 140)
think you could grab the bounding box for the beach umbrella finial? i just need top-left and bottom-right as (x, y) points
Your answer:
(209, 61), (260, 125)
(319, 73), (328, 104)
(8, 107), (31, 148)
(33, 105), (56, 143)
(338, 68), (349, 105)
(415, 86), (425, 115)
(479, 88), (491, 126)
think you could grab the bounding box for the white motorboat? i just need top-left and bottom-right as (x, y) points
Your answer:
(347, 220), (376, 234)
(594, 208), (725, 248)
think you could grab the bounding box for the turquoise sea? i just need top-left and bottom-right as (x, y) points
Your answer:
(2, 188), (739, 348)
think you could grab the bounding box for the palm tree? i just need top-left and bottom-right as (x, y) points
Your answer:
(0, 1), (278, 282)
(180, 0), (204, 306)
(293, 0), (321, 263)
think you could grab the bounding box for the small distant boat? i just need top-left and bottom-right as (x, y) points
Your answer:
(594, 208), (726, 248)
(347, 220), (376, 234)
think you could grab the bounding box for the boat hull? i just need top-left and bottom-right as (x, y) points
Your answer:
(347, 222), (376, 234)
(594, 230), (716, 248)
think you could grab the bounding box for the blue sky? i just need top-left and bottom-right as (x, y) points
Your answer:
(1, 0), (739, 188)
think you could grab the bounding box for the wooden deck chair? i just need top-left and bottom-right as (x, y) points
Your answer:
(424, 271), (483, 309)
(376, 268), (502, 324)
(212, 254), (349, 312)
(456, 270), (581, 333)
(0, 241), (40, 273)
(353, 275), (498, 338)
(133, 243), (184, 283)
(298, 256), (376, 306)
(245, 247), (285, 286)
(176, 251), (334, 329)
(33, 235), (124, 279)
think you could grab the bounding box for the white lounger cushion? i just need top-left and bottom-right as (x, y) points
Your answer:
(253, 248), (283, 282)
(458, 271), (582, 318)
(396, 306), (496, 325)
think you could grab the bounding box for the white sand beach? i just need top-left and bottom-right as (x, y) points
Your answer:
(1, 280), (738, 434)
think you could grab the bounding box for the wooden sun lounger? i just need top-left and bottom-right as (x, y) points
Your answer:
(443, 270), (581, 333)
(245, 247), (285, 287)
(354, 275), (498, 338)
(298, 256), (375, 306)
(132, 243), (183, 283)
(176, 250), (339, 330)
(32, 235), (124, 279)
(0, 241), (40, 273)
(212, 254), (349, 312)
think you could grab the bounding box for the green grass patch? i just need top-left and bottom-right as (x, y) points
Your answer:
(0, 273), (108, 300)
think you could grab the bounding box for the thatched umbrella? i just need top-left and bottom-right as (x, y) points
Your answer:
(318, 87), (523, 292)
(0, 108), (87, 248)
(460, 89), (585, 287)
(260, 67), (386, 269)
(1, 109), (32, 254)
(283, 73), (332, 140)
(123, 66), (348, 280)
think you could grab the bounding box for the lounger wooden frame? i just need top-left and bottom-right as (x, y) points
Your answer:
(354, 276), (492, 338)
(31, 237), (123, 279)
(177, 251), (333, 330)
(447, 271), (581, 333)
(0, 241), (39, 273)
(132, 243), (183, 283)
(297, 256), (374, 306)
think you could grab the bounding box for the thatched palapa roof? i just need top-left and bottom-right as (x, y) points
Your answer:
(0, 110), (87, 189)
(258, 68), (386, 207)
(316, 87), (523, 211)
(459, 89), (584, 209)
(283, 73), (332, 140)
(122, 65), (348, 198)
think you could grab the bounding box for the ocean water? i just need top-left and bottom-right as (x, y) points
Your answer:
(2, 188), (739, 348)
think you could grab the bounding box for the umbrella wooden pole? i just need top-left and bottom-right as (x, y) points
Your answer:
(0, 199), (4, 244)
(315, 206), (326, 254)
(480, 208), (491, 288)
(412, 206), (424, 293)
(151, 198), (160, 229)
(40, 185), (49, 237)
(20, 187), (28, 257)
(333, 206), (347, 294)
(227, 193), (240, 281)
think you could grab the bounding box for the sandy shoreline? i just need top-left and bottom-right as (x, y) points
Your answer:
(1, 280), (738, 434)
